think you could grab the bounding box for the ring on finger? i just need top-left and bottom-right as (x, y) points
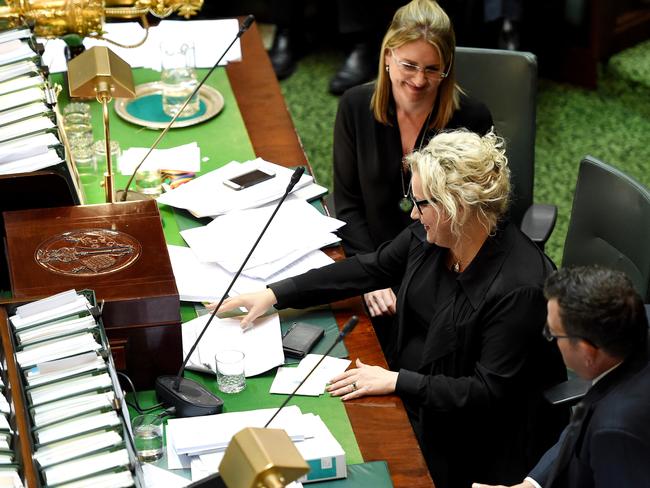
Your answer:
(351, 382), (357, 391)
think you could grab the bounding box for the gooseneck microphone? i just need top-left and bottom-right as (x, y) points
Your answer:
(118, 14), (256, 202)
(264, 315), (359, 428)
(155, 166), (306, 417)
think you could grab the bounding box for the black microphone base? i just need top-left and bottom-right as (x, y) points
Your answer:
(187, 472), (226, 487)
(155, 375), (224, 418)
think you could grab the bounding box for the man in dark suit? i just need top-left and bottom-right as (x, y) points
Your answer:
(473, 265), (650, 488)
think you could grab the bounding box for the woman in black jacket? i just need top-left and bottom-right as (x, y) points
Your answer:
(333, 0), (493, 320)
(217, 130), (566, 488)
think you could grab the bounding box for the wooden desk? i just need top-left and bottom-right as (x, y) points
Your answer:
(227, 22), (434, 488)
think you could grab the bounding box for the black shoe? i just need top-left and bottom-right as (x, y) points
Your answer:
(269, 28), (297, 80)
(329, 42), (376, 95)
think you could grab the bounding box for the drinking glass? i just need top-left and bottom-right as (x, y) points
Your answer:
(135, 168), (163, 197)
(160, 41), (200, 118)
(92, 139), (121, 174)
(215, 350), (246, 394)
(132, 414), (164, 462)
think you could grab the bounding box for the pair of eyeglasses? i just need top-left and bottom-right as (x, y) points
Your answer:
(410, 193), (431, 214)
(542, 323), (581, 342)
(390, 49), (449, 79)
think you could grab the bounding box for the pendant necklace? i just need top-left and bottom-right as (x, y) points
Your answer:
(399, 107), (435, 213)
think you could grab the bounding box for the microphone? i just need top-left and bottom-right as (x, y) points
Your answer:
(155, 166), (307, 417)
(117, 14), (256, 202)
(264, 315), (358, 428)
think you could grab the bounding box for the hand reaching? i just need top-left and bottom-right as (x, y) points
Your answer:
(207, 288), (277, 329)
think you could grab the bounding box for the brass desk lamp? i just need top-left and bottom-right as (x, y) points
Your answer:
(67, 46), (134, 203)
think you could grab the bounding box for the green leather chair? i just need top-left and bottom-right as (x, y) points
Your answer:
(454, 46), (557, 249)
(544, 156), (650, 406)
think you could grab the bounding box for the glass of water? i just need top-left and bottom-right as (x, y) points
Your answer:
(215, 350), (246, 394)
(160, 41), (200, 118)
(135, 168), (162, 198)
(132, 413), (164, 462)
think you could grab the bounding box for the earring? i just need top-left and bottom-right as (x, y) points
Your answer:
(385, 66), (389, 72)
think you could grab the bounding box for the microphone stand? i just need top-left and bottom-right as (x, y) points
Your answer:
(265, 315), (358, 428)
(117, 14), (255, 202)
(155, 167), (306, 417)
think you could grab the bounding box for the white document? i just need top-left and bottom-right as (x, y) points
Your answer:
(166, 425), (192, 470)
(0, 148), (62, 175)
(0, 116), (53, 143)
(270, 355), (351, 396)
(35, 410), (121, 445)
(12, 290), (90, 328)
(0, 102), (51, 130)
(42, 449), (130, 486)
(0, 58), (38, 83)
(0, 86), (44, 112)
(180, 198), (343, 269)
(119, 142), (201, 175)
(182, 313), (284, 377)
(34, 430), (123, 468)
(54, 470), (134, 488)
(25, 353), (105, 388)
(17, 315), (97, 346)
(0, 39), (35, 65)
(16, 332), (102, 369)
(28, 371), (113, 407)
(157, 158), (314, 217)
(167, 405), (306, 456)
(142, 463), (190, 488)
(0, 74), (42, 97)
(168, 245), (333, 302)
(32, 391), (115, 427)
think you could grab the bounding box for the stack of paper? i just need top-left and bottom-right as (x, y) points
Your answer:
(118, 142), (201, 175)
(169, 198), (340, 302)
(168, 245), (333, 302)
(166, 407), (346, 484)
(157, 158), (326, 217)
(181, 313), (284, 376)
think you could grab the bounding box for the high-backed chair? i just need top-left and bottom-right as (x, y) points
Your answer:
(562, 156), (650, 301)
(544, 156), (650, 405)
(454, 47), (556, 249)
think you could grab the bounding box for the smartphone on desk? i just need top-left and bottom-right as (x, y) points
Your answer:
(222, 168), (276, 190)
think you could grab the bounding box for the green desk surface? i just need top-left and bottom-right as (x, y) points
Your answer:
(55, 68), (363, 471)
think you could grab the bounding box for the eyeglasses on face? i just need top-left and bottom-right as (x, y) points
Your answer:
(390, 49), (448, 79)
(409, 192), (432, 214)
(542, 323), (579, 342)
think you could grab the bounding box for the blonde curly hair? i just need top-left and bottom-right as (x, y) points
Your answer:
(405, 129), (510, 238)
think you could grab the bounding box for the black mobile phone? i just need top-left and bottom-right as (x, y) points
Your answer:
(222, 168), (276, 190)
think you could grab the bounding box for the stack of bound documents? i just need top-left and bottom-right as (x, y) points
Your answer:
(8, 289), (139, 487)
(0, 27), (69, 177)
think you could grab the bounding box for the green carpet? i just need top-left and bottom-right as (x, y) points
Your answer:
(280, 43), (650, 266)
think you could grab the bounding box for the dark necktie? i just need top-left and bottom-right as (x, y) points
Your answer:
(545, 401), (589, 488)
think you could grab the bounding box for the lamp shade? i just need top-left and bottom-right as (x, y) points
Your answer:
(67, 46), (135, 99)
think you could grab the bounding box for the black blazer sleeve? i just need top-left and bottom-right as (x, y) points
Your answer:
(270, 226), (415, 309)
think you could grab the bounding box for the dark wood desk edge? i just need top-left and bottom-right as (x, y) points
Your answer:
(227, 21), (434, 488)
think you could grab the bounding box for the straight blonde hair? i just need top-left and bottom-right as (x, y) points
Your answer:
(371, 0), (460, 129)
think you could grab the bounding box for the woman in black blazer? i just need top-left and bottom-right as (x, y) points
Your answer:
(217, 130), (567, 488)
